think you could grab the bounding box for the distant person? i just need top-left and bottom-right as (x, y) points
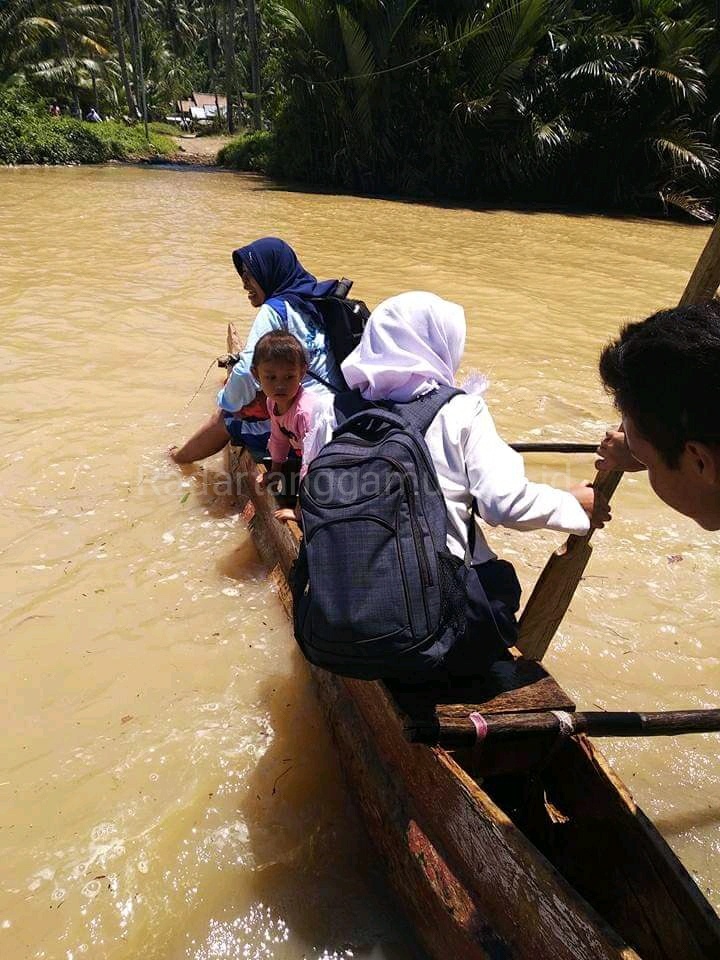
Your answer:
(169, 237), (344, 465)
(49, 102), (61, 118)
(596, 300), (720, 530)
(296, 292), (610, 678)
(86, 107), (102, 123)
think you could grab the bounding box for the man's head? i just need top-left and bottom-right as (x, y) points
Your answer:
(599, 300), (720, 529)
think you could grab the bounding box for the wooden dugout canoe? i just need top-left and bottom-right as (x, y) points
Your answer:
(223, 331), (720, 960)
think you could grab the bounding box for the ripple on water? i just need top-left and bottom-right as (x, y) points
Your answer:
(1, 167), (718, 960)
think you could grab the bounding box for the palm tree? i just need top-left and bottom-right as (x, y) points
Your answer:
(246, 0), (262, 129)
(8, 0), (111, 113)
(224, 0), (237, 131)
(110, 0), (137, 114)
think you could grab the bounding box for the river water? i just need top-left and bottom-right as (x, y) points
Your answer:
(1, 165), (719, 960)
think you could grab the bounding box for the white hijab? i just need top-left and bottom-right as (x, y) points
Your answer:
(341, 291), (466, 402)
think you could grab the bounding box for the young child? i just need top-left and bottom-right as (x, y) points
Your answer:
(303, 291), (610, 672)
(251, 330), (328, 517)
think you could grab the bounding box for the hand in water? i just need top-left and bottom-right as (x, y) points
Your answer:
(595, 430), (645, 472)
(570, 483), (612, 529)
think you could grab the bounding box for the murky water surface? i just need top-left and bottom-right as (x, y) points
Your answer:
(1, 165), (719, 959)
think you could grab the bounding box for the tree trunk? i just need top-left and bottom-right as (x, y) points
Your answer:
(206, 4), (220, 123)
(124, 0), (141, 111)
(224, 0), (237, 133)
(246, 0), (262, 130)
(130, 0), (149, 139)
(62, 34), (81, 118)
(111, 0), (137, 117)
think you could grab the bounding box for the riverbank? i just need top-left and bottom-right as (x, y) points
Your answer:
(0, 95), (176, 165)
(170, 133), (231, 165)
(0, 98), (229, 168)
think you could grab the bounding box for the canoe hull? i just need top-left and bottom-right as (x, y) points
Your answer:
(230, 444), (647, 959)
(223, 330), (720, 959)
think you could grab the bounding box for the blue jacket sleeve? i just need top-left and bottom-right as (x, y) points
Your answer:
(217, 304), (282, 412)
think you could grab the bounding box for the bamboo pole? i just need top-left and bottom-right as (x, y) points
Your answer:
(407, 707), (720, 748)
(517, 217), (720, 661)
(510, 442), (597, 454)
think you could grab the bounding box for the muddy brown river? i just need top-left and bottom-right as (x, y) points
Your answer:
(1, 165), (719, 959)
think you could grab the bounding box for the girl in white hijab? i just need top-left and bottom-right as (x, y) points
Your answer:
(304, 291), (609, 668)
(340, 290), (466, 402)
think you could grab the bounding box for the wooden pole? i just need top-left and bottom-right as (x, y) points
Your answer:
(407, 707), (720, 748)
(517, 217), (720, 661)
(510, 442), (597, 454)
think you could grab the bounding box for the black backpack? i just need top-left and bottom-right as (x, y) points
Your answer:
(311, 293), (370, 368)
(267, 278), (370, 373)
(291, 386), (473, 680)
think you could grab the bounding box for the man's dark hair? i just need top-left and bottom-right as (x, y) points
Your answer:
(251, 330), (307, 369)
(599, 300), (720, 467)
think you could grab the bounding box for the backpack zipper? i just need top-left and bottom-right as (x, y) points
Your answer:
(404, 475), (433, 588)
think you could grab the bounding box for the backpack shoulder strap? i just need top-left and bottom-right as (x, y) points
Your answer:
(265, 301), (339, 393)
(392, 385), (464, 435)
(306, 369), (340, 393)
(333, 389), (373, 424)
(265, 297), (288, 326)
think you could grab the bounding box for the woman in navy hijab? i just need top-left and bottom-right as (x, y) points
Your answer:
(170, 238), (344, 464)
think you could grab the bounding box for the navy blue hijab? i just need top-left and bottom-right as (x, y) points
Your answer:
(232, 237), (337, 324)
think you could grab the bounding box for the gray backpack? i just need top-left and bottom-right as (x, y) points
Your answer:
(291, 386), (478, 680)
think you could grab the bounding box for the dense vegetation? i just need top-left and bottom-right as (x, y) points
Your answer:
(2, 0), (720, 216)
(0, 92), (174, 163)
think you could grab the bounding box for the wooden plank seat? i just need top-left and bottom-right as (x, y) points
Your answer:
(385, 654), (576, 778)
(386, 654), (575, 720)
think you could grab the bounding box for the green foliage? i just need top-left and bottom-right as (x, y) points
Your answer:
(217, 128), (273, 170)
(263, 0), (720, 216)
(3, 0), (720, 213)
(0, 93), (174, 163)
(148, 119), (181, 135)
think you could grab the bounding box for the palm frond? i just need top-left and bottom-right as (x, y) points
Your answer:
(336, 5), (377, 138)
(650, 122), (720, 179)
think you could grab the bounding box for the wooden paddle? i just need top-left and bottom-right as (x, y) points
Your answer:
(407, 707), (720, 748)
(517, 216), (720, 661)
(510, 442), (597, 454)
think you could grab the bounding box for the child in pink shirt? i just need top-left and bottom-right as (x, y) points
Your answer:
(251, 331), (328, 517)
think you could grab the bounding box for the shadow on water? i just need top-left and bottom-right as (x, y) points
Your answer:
(654, 805), (720, 837)
(239, 663), (426, 960)
(216, 533), (269, 582)
(211, 169), (704, 226)
(172, 456), (423, 956)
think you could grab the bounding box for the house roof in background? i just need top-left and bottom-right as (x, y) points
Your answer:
(192, 92), (227, 109)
